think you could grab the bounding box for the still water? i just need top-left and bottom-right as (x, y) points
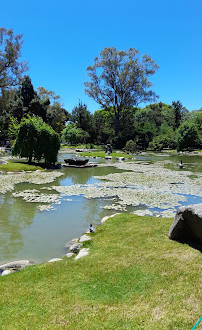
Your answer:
(0, 152), (201, 264)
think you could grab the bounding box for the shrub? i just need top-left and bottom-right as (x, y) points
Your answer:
(176, 121), (200, 151)
(149, 133), (176, 151)
(124, 140), (137, 153)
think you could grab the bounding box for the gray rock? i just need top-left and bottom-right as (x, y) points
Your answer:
(69, 243), (83, 253)
(1, 270), (12, 276)
(79, 234), (91, 243)
(65, 252), (74, 258)
(0, 260), (33, 271)
(101, 213), (121, 224)
(48, 258), (62, 263)
(74, 248), (89, 260)
(65, 238), (78, 248)
(0, 159), (8, 165)
(105, 156), (112, 160)
(169, 204), (202, 248)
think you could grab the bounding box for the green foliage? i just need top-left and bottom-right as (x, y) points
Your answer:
(191, 110), (202, 142)
(9, 76), (49, 123)
(176, 121), (200, 151)
(85, 47), (158, 135)
(0, 27), (28, 91)
(71, 102), (92, 134)
(172, 100), (189, 129)
(8, 116), (19, 139)
(62, 123), (90, 145)
(0, 89), (16, 139)
(37, 86), (70, 133)
(124, 140), (137, 153)
(91, 109), (114, 145)
(149, 132), (176, 151)
(12, 116), (60, 165)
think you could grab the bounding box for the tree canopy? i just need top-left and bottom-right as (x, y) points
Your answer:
(9, 76), (49, 122)
(84, 47), (159, 135)
(12, 116), (60, 165)
(0, 27), (28, 91)
(62, 123), (90, 145)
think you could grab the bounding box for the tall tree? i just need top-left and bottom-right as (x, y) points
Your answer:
(71, 102), (92, 133)
(172, 100), (189, 129)
(84, 47), (158, 135)
(9, 76), (49, 122)
(0, 27), (28, 92)
(37, 86), (69, 133)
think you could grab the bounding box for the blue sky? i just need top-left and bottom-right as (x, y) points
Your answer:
(1, 0), (201, 112)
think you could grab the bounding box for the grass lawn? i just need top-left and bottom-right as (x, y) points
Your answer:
(0, 214), (201, 329)
(80, 151), (133, 159)
(0, 161), (44, 172)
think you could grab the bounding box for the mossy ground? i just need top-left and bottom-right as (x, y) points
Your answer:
(0, 214), (201, 329)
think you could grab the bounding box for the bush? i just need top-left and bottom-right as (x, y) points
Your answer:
(176, 121), (200, 151)
(149, 133), (176, 151)
(61, 123), (90, 145)
(124, 140), (137, 153)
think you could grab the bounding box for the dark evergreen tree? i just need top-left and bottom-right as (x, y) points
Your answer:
(9, 76), (49, 122)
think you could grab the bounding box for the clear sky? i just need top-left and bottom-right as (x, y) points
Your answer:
(1, 0), (201, 112)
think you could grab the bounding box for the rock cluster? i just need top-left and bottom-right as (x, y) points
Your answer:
(0, 260), (33, 276)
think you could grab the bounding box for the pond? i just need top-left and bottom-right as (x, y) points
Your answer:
(0, 151), (201, 265)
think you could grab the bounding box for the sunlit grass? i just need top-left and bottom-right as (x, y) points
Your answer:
(80, 151), (133, 158)
(0, 214), (201, 329)
(0, 161), (44, 172)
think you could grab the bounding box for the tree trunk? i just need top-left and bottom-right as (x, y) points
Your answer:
(115, 108), (120, 136)
(28, 155), (32, 164)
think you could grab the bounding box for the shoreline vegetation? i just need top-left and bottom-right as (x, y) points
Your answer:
(0, 214), (201, 329)
(0, 148), (201, 172)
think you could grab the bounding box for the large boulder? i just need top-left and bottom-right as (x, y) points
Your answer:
(169, 204), (202, 248)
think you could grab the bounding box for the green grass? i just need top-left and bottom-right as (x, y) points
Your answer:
(0, 214), (201, 329)
(0, 161), (44, 172)
(61, 144), (104, 150)
(80, 151), (133, 158)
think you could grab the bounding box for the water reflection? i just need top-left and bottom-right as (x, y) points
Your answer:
(0, 192), (37, 261)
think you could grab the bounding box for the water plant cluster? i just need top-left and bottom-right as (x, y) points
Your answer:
(0, 171), (63, 194)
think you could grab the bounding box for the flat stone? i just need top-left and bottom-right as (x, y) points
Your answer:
(48, 258), (62, 263)
(65, 238), (78, 248)
(101, 213), (121, 224)
(0, 260), (33, 270)
(79, 234), (91, 243)
(105, 156), (112, 160)
(74, 248), (89, 260)
(1, 270), (12, 276)
(65, 252), (74, 258)
(69, 243), (83, 253)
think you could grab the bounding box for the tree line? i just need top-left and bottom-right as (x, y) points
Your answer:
(0, 27), (201, 166)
